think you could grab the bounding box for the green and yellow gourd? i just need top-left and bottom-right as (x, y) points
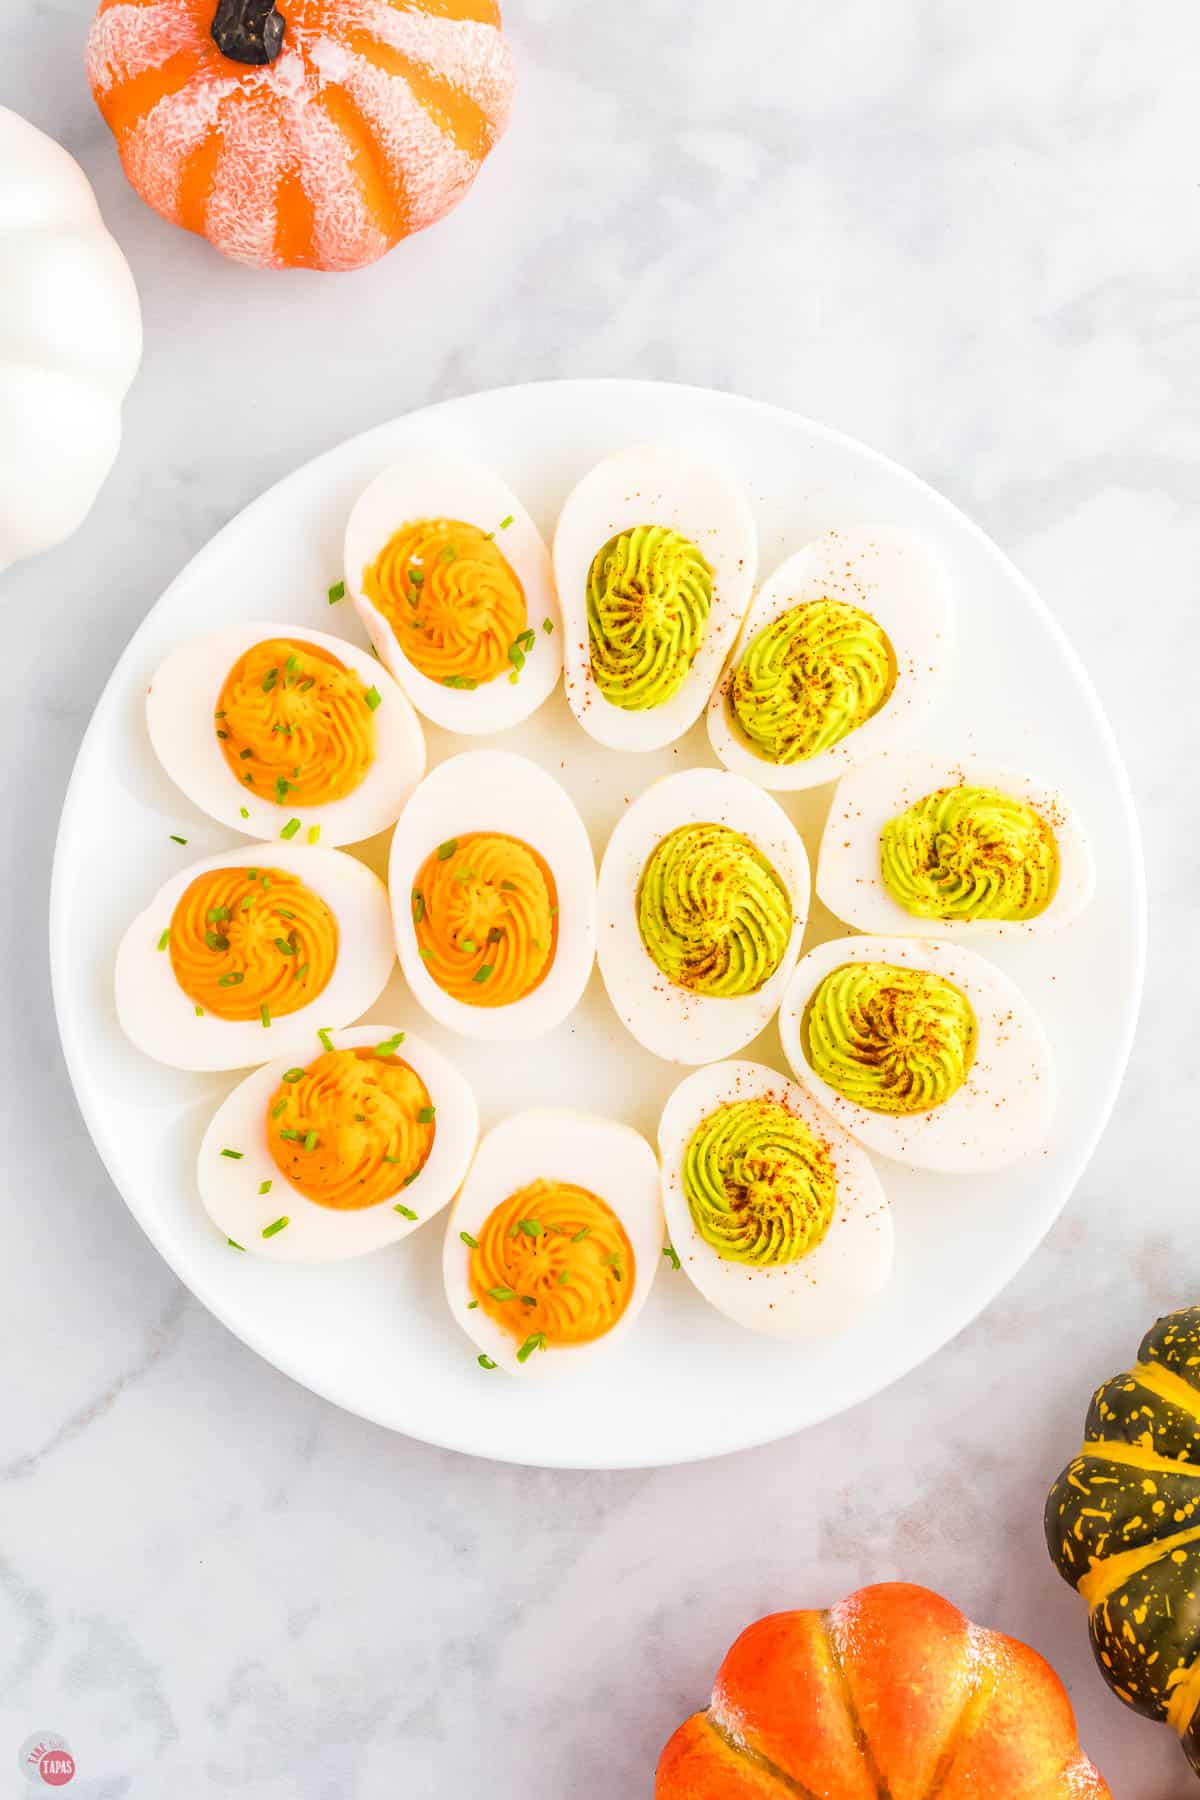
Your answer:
(1045, 1305), (1200, 1777)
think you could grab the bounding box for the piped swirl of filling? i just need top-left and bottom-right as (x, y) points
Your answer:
(730, 599), (896, 764)
(469, 1179), (634, 1347)
(586, 524), (713, 710)
(881, 784), (1060, 922)
(803, 961), (976, 1115)
(412, 832), (557, 1008)
(362, 518), (527, 689)
(636, 823), (792, 997)
(683, 1098), (836, 1266)
(169, 866), (337, 1020)
(265, 1047), (435, 1210)
(215, 637), (376, 807)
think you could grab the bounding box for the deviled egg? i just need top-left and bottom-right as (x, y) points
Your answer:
(344, 451), (561, 733)
(199, 1025), (478, 1260)
(554, 444), (757, 751)
(146, 622), (425, 845)
(389, 750), (596, 1042)
(596, 767), (809, 1064)
(115, 843), (394, 1070)
(779, 935), (1055, 1172)
(818, 751), (1095, 937)
(658, 1060), (893, 1338)
(443, 1109), (662, 1376)
(707, 527), (952, 789)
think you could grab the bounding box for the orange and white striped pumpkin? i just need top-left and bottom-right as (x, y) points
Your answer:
(86, 0), (515, 272)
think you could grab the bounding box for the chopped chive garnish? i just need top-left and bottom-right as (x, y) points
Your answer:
(487, 1286), (516, 1301)
(194, 1005), (204, 1017)
(262, 666), (279, 693)
(220, 1148), (243, 1159)
(572, 1225), (590, 1243)
(478, 1355), (497, 1370)
(487, 927), (503, 944)
(499, 514), (513, 530)
(260, 1003), (271, 1028)
(408, 565), (424, 585)
(459, 938), (477, 953)
(239, 894), (255, 910)
(516, 1332), (546, 1364)
(328, 579), (345, 603)
(460, 1230), (480, 1249)
(169, 833), (187, 845)
(663, 1243), (681, 1271)
(468, 1299), (479, 1309)
(365, 685), (381, 712)
(508, 672), (518, 685)
(374, 1032), (405, 1057)
(307, 825), (320, 845)
(317, 1028), (334, 1052)
(442, 675), (477, 689)
(517, 1219), (541, 1237)
(417, 1106), (435, 1125)
(258, 1180), (273, 1195)
(419, 947), (434, 960)
(247, 868), (258, 879)
(282, 1067), (304, 1084)
(412, 892), (425, 924)
(280, 818), (301, 839)
(274, 937), (296, 956)
(239, 747), (253, 760)
(542, 617), (554, 635)
(204, 931), (230, 952)
(436, 838), (458, 860)
(499, 880), (518, 892)
(279, 1128), (300, 1141)
(156, 929), (170, 951)
(402, 1171), (420, 1187)
(303, 1130), (318, 1151)
(271, 1099), (288, 1119)
(382, 1155), (404, 1164)
(472, 964), (494, 984)
(557, 1269), (570, 1285)
(393, 1203), (418, 1220)
(262, 1217), (289, 1238)
(206, 907), (229, 923)
(440, 543), (458, 562)
(240, 806), (249, 818)
(227, 1238), (245, 1252)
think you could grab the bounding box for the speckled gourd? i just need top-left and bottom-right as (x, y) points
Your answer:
(1045, 1304), (1200, 1778)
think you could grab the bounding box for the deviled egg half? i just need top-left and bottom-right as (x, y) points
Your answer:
(199, 1026), (478, 1261)
(146, 621), (425, 846)
(597, 767), (809, 1064)
(344, 451), (561, 734)
(658, 1060), (893, 1338)
(817, 751), (1095, 938)
(115, 843), (394, 1071)
(779, 935), (1056, 1172)
(707, 527), (952, 790)
(443, 1110), (662, 1376)
(390, 750), (596, 1043)
(554, 443), (757, 751)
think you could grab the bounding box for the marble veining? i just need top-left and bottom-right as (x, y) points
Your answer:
(2, 0), (1198, 1792)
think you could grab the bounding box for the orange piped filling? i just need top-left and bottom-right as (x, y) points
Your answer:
(412, 832), (556, 1008)
(266, 1048), (435, 1211)
(469, 1180), (634, 1347)
(169, 866), (337, 1021)
(362, 518), (526, 688)
(215, 636), (376, 808)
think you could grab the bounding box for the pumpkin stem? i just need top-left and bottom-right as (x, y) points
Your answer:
(211, 0), (286, 65)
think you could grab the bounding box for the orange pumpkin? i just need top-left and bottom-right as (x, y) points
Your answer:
(657, 1583), (1111, 1799)
(85, 0), (515, 271)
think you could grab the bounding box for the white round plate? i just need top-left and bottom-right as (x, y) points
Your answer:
(50, 381), (1145, 1470)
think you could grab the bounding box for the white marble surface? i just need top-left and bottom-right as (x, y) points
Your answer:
(2, 2), (1197, 1794)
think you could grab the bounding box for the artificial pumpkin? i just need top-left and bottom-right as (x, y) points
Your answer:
(85, 0), (516, 272)
(0, 107), (142, 577)
(657, 1582), (1110, 1799)
(1046, 1303), (1200, 1778)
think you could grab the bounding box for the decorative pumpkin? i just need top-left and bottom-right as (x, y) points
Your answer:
(1046, 1303), (1200, 1778)
(657, 1582), (1111, 1799)
(85, 0), (516, 272)
(0, 107), (142, 577)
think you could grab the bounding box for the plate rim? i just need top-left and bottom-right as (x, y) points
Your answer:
(48, 377), (1148, 1469)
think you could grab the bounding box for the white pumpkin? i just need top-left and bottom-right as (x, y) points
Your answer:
(0, 107), (141, 577)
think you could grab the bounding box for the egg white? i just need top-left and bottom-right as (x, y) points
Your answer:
(596, 767), (810, 1065)
(442, 1109), (663, 1377)
(816, 750), (1096, 938)
(198, 1026), (479, 1262)
(388, 750), (596, 1043)
(146, 621), (425, 846)
(344, 451), (561, 734)
(553, 443), (758, 751)
(657, 1060), (894, 1339)
(115, 843), (394, 1072)
(707, 527), (952, 790)
(778, 934), (1056, 1173)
